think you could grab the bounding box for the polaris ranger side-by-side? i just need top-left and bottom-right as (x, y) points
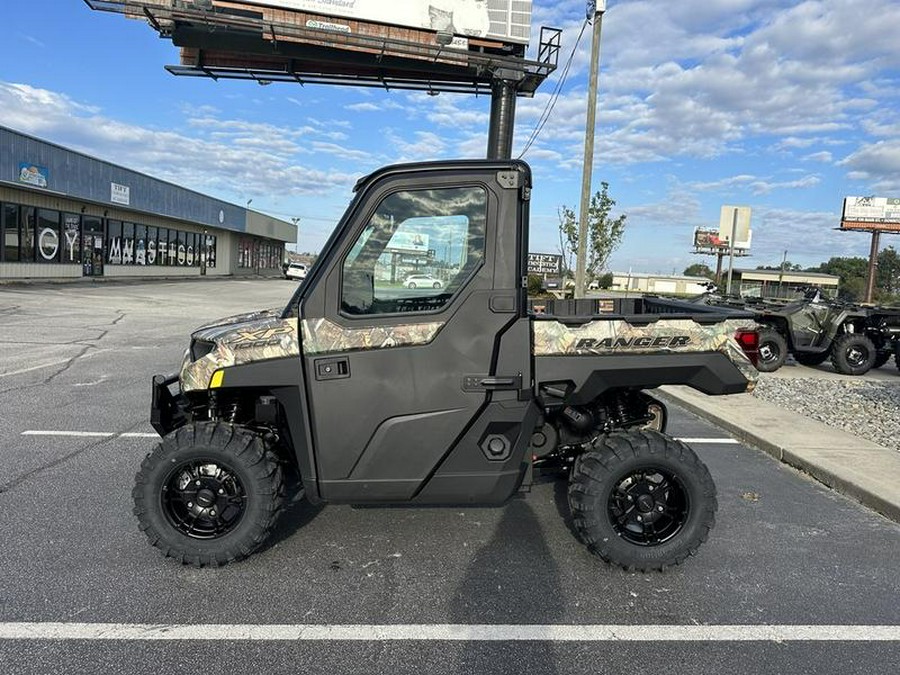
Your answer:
(139, 160), (760, 571)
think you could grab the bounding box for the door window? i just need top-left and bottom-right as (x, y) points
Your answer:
(341, 186), (486, 316)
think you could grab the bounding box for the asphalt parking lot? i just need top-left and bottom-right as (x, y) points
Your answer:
(1, 279), (898, 674)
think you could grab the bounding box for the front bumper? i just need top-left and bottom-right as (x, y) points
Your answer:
(150, 372), (188, 437)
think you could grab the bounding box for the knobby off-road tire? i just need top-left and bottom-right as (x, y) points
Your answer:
(133, 422), (284, 567)
(756, 329), (788, 372)
(830, 333), (877, 375)
(568, 430), (717, 572)
(794, 351), (830, 367)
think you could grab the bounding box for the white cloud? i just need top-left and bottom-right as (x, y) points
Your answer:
(804, 151), (833, 163)
(839, 140), (900, 193)
(0, 82), (357, 199)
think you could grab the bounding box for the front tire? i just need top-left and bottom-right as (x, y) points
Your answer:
(568, 431), (717, 571)
(756, 329), (787, 372)
(830, 333), (877, 375)
(133, 422), (284, 567)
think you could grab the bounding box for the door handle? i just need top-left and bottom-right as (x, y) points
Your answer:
(462, 374), (522, 391)
(315, 357), (350, 381)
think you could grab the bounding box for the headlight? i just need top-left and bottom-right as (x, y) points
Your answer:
(190, 339), (216, 361)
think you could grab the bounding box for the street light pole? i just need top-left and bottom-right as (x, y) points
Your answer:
(574, 1), (606, 299)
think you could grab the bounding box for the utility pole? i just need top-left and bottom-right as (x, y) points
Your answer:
(574, 1), (606, 299)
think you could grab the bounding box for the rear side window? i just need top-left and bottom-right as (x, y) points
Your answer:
(341, 186), (486, 316)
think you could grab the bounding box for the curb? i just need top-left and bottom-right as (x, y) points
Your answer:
(658, 385), (900, 524)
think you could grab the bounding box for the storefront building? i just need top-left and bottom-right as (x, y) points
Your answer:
(1, 126), (295, 280)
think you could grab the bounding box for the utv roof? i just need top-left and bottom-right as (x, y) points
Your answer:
(353, 159), (532, 193)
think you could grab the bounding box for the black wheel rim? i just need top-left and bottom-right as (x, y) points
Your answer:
(846, 344), (869, 367)
(759, 341), (780, 363)
(607, 467), (689, 546)
(161, 459), (247, 539)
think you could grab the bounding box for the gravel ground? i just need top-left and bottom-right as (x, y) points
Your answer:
(752, 376), (900, 451)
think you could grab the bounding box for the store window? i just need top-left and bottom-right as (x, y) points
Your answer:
(36, 209), (61, 263)
(146, 226), (158, 265)
(19, 207), (36, 262)
(107, 220), (123, 264)
(135, 224), (147, 266)
(122, 222), (135, 265)
(2, 203), (20, 262)
(168, 230), (179, 265)
(157, 229), (168, 265)
(62, 213), (81, 264)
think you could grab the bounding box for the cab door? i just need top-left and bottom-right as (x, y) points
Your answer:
(299, 165), (535, 504)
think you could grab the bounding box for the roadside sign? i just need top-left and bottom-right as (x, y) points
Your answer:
(527, 253), (561, 275)
(842, 196), (900, 231)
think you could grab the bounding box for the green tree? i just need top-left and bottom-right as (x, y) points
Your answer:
(683, 263), (715, 279)
(876, 246), (900, 299)
(596, 272), (614, 289)
(756, 262), (801, 271)
(807, 256), (868, 301)
(558, 182), (627, 282)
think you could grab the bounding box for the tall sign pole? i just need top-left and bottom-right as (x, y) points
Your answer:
(865, 230), (880, 303)
(725, 208), (738, 295)
(574, 1), (606, 299)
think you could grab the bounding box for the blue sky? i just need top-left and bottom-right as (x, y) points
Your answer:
(2, 0), (899, 273)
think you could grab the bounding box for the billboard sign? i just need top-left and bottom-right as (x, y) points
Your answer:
(235, 0), (532, 44)
(693, 228), (725, 250)
(841, 196), (900, 232)
(527, 253), (562, 275)
(387, 231), (430, 253)
(718, 205), (752, 249)
(18, 162), (48, 188)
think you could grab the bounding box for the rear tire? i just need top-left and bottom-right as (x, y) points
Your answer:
(830, 333), (877, 375)
(756, 329), (787, 372)
(568, 430), (717, 571)
(133, 422), (284, 567)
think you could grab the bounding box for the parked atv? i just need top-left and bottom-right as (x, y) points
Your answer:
(749, 289), (900, 375)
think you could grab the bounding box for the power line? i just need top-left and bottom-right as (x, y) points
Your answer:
(518, 18), (589, 159)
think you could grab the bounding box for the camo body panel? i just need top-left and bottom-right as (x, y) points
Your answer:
(180, 313), (445, 391)
(300, 318), (444, 355)
(533, 318), (759, 390)
(181, 315), (300, 392)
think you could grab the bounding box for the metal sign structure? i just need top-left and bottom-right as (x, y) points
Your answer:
(234, 0), (532, 45)
(839, 196), (900, 302)
(718, 205), (752, 249)
(83, 0), (560, 159)
(841, 196), (900, 233)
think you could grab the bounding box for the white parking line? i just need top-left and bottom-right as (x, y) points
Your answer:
(20, 431), (158, 439)
(678, 438), (740, 444)
(19, 431), (738, 444)
(0, 622), (897, 642)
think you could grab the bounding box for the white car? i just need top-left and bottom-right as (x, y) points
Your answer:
(405, 274), (443, 289)
(284, 262), (307, 280)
